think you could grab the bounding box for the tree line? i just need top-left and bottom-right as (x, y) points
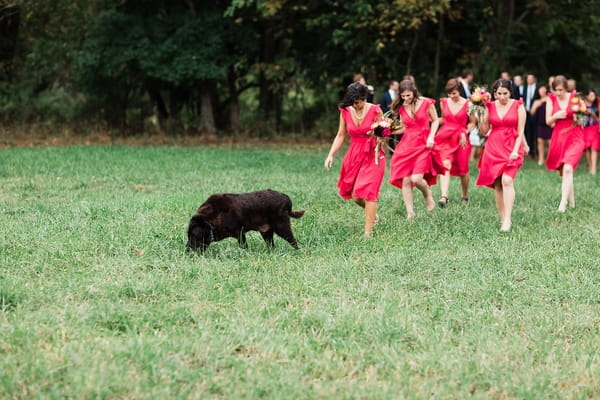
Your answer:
(0, 0), (598, 136)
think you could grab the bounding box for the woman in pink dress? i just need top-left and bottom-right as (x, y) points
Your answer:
(545, 75), (586, 212)
(435, 78), (472, 207)
(582, 89), (599, 175)
(325, 82), (385, 236)
(389, 79), (443, 219)
(476, 79), (526, 232)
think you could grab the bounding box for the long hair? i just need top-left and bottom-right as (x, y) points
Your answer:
(338, 82), (368, 109)
(491, 78), (513, 100)
(390, 79), (420, 116)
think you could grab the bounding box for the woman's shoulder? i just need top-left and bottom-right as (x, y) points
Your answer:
(421, 96), (436, 105)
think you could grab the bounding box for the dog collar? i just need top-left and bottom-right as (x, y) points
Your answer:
(207, 222), (216, 242)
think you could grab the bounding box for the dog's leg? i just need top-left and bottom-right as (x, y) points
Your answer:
(260, 230), (275, 248)
(273, 220), (299, 249)
(237, 230), (248, 248)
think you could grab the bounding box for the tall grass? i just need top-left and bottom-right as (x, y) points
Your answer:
(0, 145), (598, 399)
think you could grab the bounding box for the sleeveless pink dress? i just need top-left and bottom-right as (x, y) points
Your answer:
(546, 91), (586, 173)
(583, 99), (600, 151)
(476, 99), (525, 188)
(435, 98), (471, 176)
(337, 104), (385, 202)
(389, 98), (445, 188)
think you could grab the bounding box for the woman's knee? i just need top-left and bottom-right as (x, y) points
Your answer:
(501, 175), (514, 187)
(563, 164), (574, 174)
(410, 175), (423, 185)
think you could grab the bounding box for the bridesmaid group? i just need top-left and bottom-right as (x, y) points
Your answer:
(325, 75), (598, 235)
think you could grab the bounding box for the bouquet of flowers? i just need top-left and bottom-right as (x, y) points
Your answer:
(467, 87), (491, 120)
(570, 96), (589, 127)
(369, 111), (403, 165)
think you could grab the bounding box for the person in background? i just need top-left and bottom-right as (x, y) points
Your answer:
(380, 80), (401, 150)
(476, 79), (526, 232)
(458, 69), (473, 99)
(567, 79), (577, 93)
(353, 74), (374, 103)
(530, 85), (552, 166)
(548, 76), (555, 93)
(435, 78), (472, 207)
(501, 71), (511, 81)
(582, 89), (600, 175)
(523, 74), (539, 158)
(403, 75), (416, 84)
(325, 82), (386, 236)
(512, 75), (523, 99)
(388, 79), (443, 218)
(545, 75), (586, 213)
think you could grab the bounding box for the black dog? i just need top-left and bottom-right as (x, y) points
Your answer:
(186, 189), (305, 252)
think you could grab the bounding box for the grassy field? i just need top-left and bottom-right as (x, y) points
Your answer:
(1, 145), (599, 399)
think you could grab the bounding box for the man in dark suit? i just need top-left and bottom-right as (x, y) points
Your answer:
(458, 69), (473, 99)
(380, 80), (398, 114)
(512, 75), (523, 99)
(523, 74), (539, 157)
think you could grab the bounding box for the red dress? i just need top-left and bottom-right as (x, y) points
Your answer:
(476, 99), (525, 188)
(337, 104), (385, 202)
(546, 91), (586, 172)
(435, 98), (471, 176)
(389, 98), (444, 188)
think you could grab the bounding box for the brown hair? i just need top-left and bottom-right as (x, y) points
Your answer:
(552, 75), (568, 91)
(445, 78), (461, 94)
(390, 79), (420, 115)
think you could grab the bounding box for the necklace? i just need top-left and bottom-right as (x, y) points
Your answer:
(351, 105), (366, 121)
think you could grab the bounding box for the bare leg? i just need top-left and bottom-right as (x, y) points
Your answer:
(364, 200), (377, 235)
(353, 197), (366, 208)
(411, 174), (435, 211)
(558, 164), (574, 212)
(460, 174), (470, 199)
(537, 138), (545, 165)
(469, 146), (476, 162)
(493, 178), (505, 223)
(500, 174), (515, 232)
(401, 177), (415, 219)
(439, 160), (451, 206)
(591, 150), (597, 175)
(585, 149), (591, 170)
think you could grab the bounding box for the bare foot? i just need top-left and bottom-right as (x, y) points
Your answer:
(500, 220), (511, 232)
(373, 214), (380, 226)
(557, 203), (567, 213)
(364, 231), (373, 237)
(406, 211), (416, 220)
(426, 189), (436, 212)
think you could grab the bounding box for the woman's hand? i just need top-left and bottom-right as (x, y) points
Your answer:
(426, 136), (435, 149)
(509, 150), (519, 160)
(324, 155), (334, 170)
(523, 141), (530, 154)
(553, 110), (567, 120)
(459, 133), (468, 148)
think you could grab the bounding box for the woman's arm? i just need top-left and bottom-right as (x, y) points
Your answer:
(511, 104), (526, 159)
(324, 114), (347, 170)
(530, 99), (541, 115)
(426, 102), (439, 148)
(545, 98), (565, 126)
(477, 108), (490, 136)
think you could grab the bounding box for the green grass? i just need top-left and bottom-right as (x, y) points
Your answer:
(0, 145), (599, 399)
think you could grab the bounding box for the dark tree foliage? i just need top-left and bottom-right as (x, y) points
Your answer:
(0, 0), (598, 135)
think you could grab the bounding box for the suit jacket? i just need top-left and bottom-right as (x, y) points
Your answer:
(459, 80), (470, 99)
(512, 85), (523, 100)
(380, 91), (394, 113)
(523, 84), (539, 111)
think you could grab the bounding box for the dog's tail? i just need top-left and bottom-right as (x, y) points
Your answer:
(289, 210), (305, 219)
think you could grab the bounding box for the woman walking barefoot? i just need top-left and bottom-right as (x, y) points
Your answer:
(325, 83), (386, 236)
(435, 78), (472, 207)
(545, 76), (586, 212)
(389, 80), (444, 218)
(530, 85), (552, 166)
(476, 79), (526, 232)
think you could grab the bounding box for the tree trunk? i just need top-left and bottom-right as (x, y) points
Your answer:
(405, 30), (419, 76)
(227, 66), (240, 132)
(432, 17), (444, 91)
(259, 20), (276, 124)
(200, 88), (216, 134)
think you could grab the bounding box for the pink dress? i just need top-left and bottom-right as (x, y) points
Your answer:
(476, 99), (525, 188)
(337, 104), (385, 202)
(435, 98), (471, 177)
(546, 91), (586, 172)
(389, 98), (445, 188)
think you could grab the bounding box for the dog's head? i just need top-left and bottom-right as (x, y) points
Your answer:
(186, 215), (214, 252)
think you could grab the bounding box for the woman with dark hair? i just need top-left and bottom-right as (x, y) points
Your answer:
(582, 89), (600, 175)
(388, 79), (443, 218)
(476, 78), (526, 232)
(545, 75), (586, 212)
(324, 82), (385, 236)
(435, 78), (472, 206)
(530, 85), (552, 165)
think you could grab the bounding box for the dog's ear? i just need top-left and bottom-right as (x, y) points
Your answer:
(200, 194), (231, 215)
(187, 215), (211, 251)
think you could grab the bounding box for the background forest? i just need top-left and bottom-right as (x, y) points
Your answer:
(1, 0), (599, 137)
